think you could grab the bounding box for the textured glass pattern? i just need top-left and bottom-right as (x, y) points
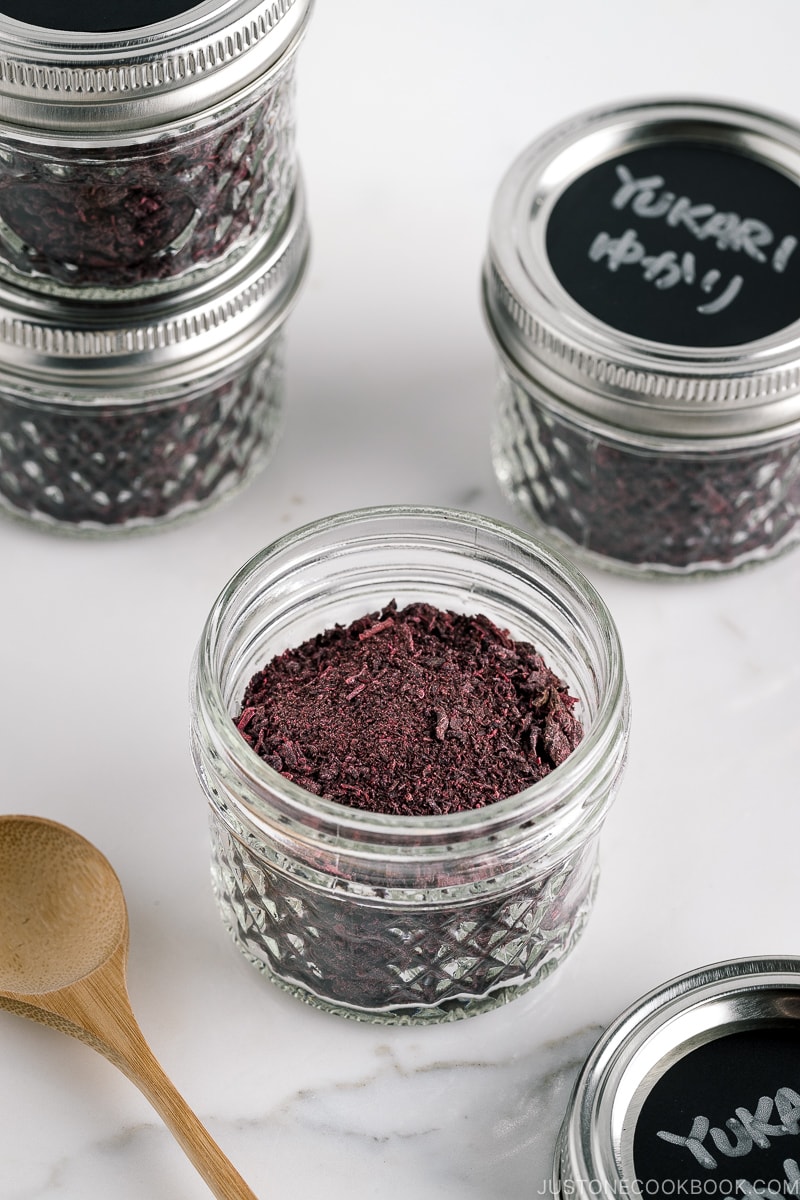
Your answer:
(0, 337), (283, 531)
(494, 374), (800, 575)
(209, 816), (598, 1023)
(0, 64), (296, 296)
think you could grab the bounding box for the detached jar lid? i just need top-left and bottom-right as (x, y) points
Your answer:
(556, 958), (800, 1200)
(0, 177), (309, 395)
(0, 0), (313, 132)
(483, 99), (800, 438)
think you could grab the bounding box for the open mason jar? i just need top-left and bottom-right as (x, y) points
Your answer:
(484, 98), (800, 578)
(0, 0), (312, 297)
(190, 506), (630, 1023)
(0, 181), (309, 533)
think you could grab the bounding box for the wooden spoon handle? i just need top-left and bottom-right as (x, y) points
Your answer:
(14, 952), (260, 1200)
(117, 1029), (260, 1200)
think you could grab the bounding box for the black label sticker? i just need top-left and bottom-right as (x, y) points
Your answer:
(634, 1029), (800, 1200)
(0, 0), (198, 32)
(546, 143), (800, 347)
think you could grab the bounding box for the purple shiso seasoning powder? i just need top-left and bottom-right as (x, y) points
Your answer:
(225, 599), (590, 1017)
(484, 98), (800, 577)
(0, 0), (312, 295)
(234, 600), (584, 816)
(0, 184), (309, 532)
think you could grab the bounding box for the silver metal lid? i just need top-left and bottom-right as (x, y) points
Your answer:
(484, 99), (800, 438)
(0, 174), (308, 394)
(556, 957), (800, 1200)
(0, 0), (313, 133)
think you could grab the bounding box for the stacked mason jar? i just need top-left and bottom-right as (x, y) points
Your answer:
(0, 0), (313, 533)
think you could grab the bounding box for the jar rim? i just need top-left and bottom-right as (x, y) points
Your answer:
(193, 504), (629, 847)
(0, 0), (313, 132)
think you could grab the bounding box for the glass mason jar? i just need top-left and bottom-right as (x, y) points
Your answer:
(0, 182), (308, 533)
(484, 99), (800, 578)
(190, 506), (630, 1024)
(0, 0), (313, 297)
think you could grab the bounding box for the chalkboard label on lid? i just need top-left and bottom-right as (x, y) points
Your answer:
(0, 0), (199, 33)
(633, 1028), (800, 1200)
(546, 144), (800, 347)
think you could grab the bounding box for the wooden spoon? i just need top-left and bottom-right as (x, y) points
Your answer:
(0, 814), (258, 1200)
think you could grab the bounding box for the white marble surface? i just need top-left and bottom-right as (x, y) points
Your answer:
(3, 2), (800, 1196)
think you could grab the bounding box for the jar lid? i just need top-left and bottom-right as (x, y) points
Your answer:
(0, 175), (308, 393)
(0, 0), (313, 133)
(556, 958), (800, 1200)
(483, 99), (800, 438)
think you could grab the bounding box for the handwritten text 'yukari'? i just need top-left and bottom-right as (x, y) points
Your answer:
(658, 1086), (800, 1199)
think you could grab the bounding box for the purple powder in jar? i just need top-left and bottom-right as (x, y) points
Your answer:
(234, 600), (584, 816)
(497, 376), (800, 572)
(0, 342), (284, 530)
(219, 601), (590, 1015)
(0, 68), (296, 293)
(211, 815), (598, 1017)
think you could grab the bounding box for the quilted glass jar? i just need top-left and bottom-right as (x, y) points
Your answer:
(0, 182), (308, 532)
(484, 99), (800, 577)
(0, 0), (312, 297)
(190, 506), (630, 1024)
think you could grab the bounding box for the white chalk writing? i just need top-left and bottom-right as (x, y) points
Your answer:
(586, 162), (798, 317)
(659, 1116), (718, 1168)
(611, 166), (798, 272)
(656, 1086), (800, 1200)
(589, 228), (744, 314)
(658, 1088), (800, 1168)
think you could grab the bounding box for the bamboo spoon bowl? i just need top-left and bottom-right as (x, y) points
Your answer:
(0, 814), (258, 1200)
